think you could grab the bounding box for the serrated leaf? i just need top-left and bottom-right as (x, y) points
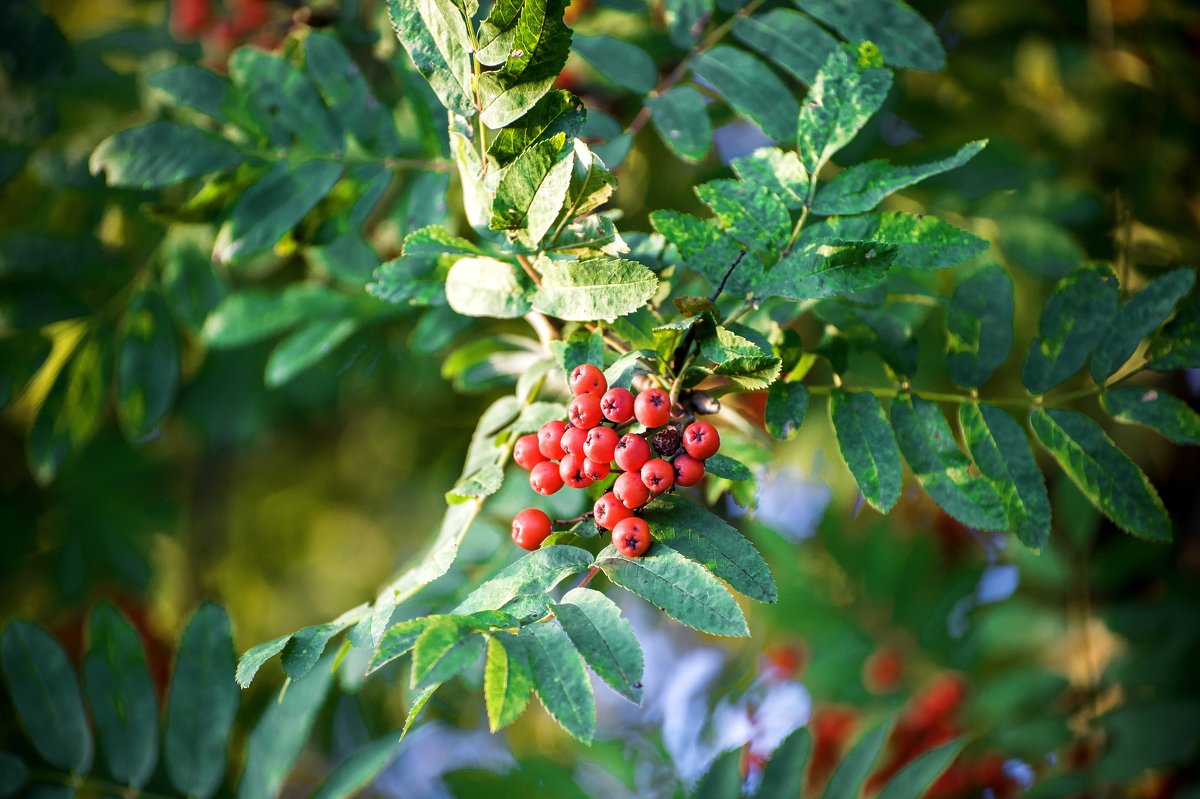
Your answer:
(822, 717), (893, 799)
(691, 46), (799, 143)
(202, 284), (351, 348)
(573, 34), (657, 93)
(814, 140), (987, 216)
(756, 726), (811, 799)
(959, 403), (1051, 549)
(765, 240), (898, 301)
(700, 325), (782, 389)
(797, 0), (945, 71)
(731, 147), (808, 210)
(797, 45), (893, 175)
(1022, 265), (1119, 394)
(1147, 293), (1200, 370)
(800, 212), (987, 271)
(477, 0), (573, 128)
(693, 748), (741, 799)
(83, 603), (158, 788)
(148, 64), (235, 120)
(732, 8), (837, 85)
(891, 394), (1007, 530)
(445, 256), (533, 318)
(646, 86), (712, 164)
(165, 604), (238, 799)
(265, 318), (360, 387)
(1102, 386), (1200, 446)
(531, 257), (657, 321)
(304, 31), (399, 156)
(410, 618), (483, 689)
(766, 381), (809, 440)
(511, 401), (569, 436)
(604, 349), (654, 389)
(0, 621), (93, 774)
(550, 214), (626, 255)
(491, 135), (574, 246)
(829, 389), (902, 513)
(90, 122), (242, 188)
(1030, 408), (1171, 542)
(311, 737), (403, 799)
(650, 210), (764, 295)
(696, 179), (791, 257)
(946, 264), (1013, 388)
(562, 141), (617, 221)
(484, 634), (534, 732)
(228, 48), (342, 152)
(875, 738), (965, 799)
(1092, 269), (1196, 381)
(522, 623), (595, 743)
(115, 288), (179, 441)
(235, 635), (290, 688)
(487, 90), (585, 166)
(367, 617), (437, 674)
(704, 453), (753, 481)
(553, 588), (644, 703)
(446, 463), (505, 502)
(455, 545), (594, 614)
(387, 0), (474, 116)
(400, 226), (482, 258)
(596, 545), (750, 637)
(281, 617), (354, 681)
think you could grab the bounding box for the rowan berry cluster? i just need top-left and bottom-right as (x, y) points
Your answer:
(510, 364), (723, 558)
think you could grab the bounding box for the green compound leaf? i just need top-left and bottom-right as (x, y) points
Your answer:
(646, 86), (712, 164)
(756, 726), (812, 799)
(487, 90), (585, 167)
(641, 494), (776, 603)
(228, 48), (342, 152)
(0, 621), (93, 774)
(891, 394), (1007, 531)
(572, 34), (657, 93)
(387, 0), (474, 116)
(691, 46), (800, 143)
(764, 240), (898, 301)
(455, 545), (594, 614)
(946, 264), (1014, 388)
(800, 212), (988, 271)
(491, 134), (574, 246)
(116, 288), (179, 442)
(695, 179), (791, 257)
(959, 403), (1051, 550)
(90, 122), (242, 188)
(596, 545), (750, 637)
(693, 747), (741, 799)
(445, 256), (533, 319)
(83, 603), (159, 788)
(202, 284), (352, 349)
(1091, 268), (1196, 381)
(1147, 293), (1200, 370)
(477, 0), (573, 128)
(797, 44), (892, 175)
(814, 140), (987, 216)
(484, 633), (533, 733)
(766, 381), (810, 440)
(875, 738), (966, 799)
(829, 389), (902, 513)
(731, 147), (808, 210)
(650, 210), (765, 296)
(164, 604), (238, 799)
(732, 8), (836, 85)
(1102, 386), (1200, 446)
(553, 587), (644, 704)
(311, 737), (404, 799)
(409, 618), (484, 690)
(797, 0), (945, 71)
(521, 622), (595, 744)
(822, 716), (893, 799)
(531, 258), (658, 321)
(1021, 264), (1119, 395)
(1030, 408), (1171, 542)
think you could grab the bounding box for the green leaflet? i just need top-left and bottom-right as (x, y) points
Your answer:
(228, 48), (343, 152)
(454, 545), (594, 614)
(116, 288), (179, 442)
(796, 45), (893, 175)
(484, 633), (534, 732)
(766, 381), (810, 440)
(699, 325), (782, 389)
(280, 616), (356, 681)
(731, 147), (809, 210)
(874, 738), (966, 799)
(732, 9), (837, 85)
(148, 64), (235, 121)
(650, 210), (764, 295)
(487, 90), (585, 166)
(160, 236), (228, 334)
(695, 179), (791, 257)
(510, 401), (570, 435)
(998, 216), (1085, 280)
(410, 618), (484, 689)
(0, 332), (51, 409)
(1030, 408), (1171, 542)
(304, 31), (401, 156)
(959, 403), (1051, 550)
(521, 623), (596, 743)
(531, 258), (658, 321)
(796, 0), (945, 71)
(764, 240), (898, 301)
(693, 748), (742, 799)
(551, 214), (626, 256)
(401, 226), (485, 258)
(235, 635), (291, 688)
(491, 134), (575, 245)
(478, 0), (573, 128)
(1147, 293), (1200, 370)
(814, 140), (988, 216)
(946, 264), (1014, 388)
(553, 587), (644, 703)
(445, 257), (533, 318)
(563, 141), (617, 221)
(476, 0), (523, 65)
(28, 326), (111, 485)
(691, 46), (800, 143)
(756, 726), (811, 799)
(1091, 268), (1196, 381)
(1021, 264), (1119, 395)
(202, 284), (352, 348)
(573, 34), (657, 93)
(1102, 386), (1200, 446)
(828, 389), (902, 513)
(596, 544), (750, 637)
(551, 330), (604, 376)
(604, 349), (655, 389)
(800, 212), (988, 271)
(310, 737), (404, 799)
(387, 0), (474, 117)
(641, 494), (777, 602)
(90, 122), (242, 188)
(366, 617), (437, 673)
(0, 752), (28, 797)
(646, 86), (712, 164)
(664, 0), (712, 48)
(822, 717), (893, 799)
(704, 453), (753, 480)
(266, 318), (361, 387)
(891, 395), (1007, 531)
(815, 298), (925, 376)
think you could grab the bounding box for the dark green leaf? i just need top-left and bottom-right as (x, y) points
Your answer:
(766, 239), (898, 300)
(796, 45), (892, 175)
(1102, 386), (1200, 446)
(700, 326), (782, 389)
(573, 34), (657, 93)
(604, 349), (654, 389)
(409, 618), (483, 689)
(491, 135), (574, 246)
(148, 65), (234, 120)
(484, 633), (534, 732)
(28, 327), (111, 485)
(522, 622), (595, 743)
(228, 48), (342, 152)
(0, 752), (28, 798)
(551, 330), (604, 377)
(766, 381), (809, 440)
(281, 617), (355, 681)
(202, 284), (351, 348)
(695, 179), (791, 257)
(487, 90), (585, 166)
(265, 318), (360, 387)
(650, 210), (764, 296)
(800, 212), (987, 271)
(797, 0), (945, 71)
(756, 726), (811, 799)
(311, 738), (403, 799)
(455, 545), (594, 614)
(304, 31), (399, 156)
(704, 453), (754, 481)
(90, 122), (242, 188)
(692, 748), (741, 799)
(531, 258), (658, 321)
(116, 288), (179, 442)
(160, 237), (228, 333)
(946, 264), (1013, 388)
(828, 389), (902, 513)
(1021, 265), (1119, 394)
(1147, 293), (1200, 370)
(646, 86), (712, 164)
(388, 0), (474, 116)
(553, 588), (644, 703)
(235, 635), (290, 689)
(731, 147), (807, 210)
(691, 46), (800, 143)
(997, 216), (1085, 280)
(663, 0), (712, 48)
(875, 738), (965, 799)
(732, 9), (836, 85)
(822, 717), (892, 799)
(366, 617), (436, 674)
(445, 256), (533, 318)
(0, 332), (51, 409)
(1092, 269), (1196, 381)
(814, 140), (987, 216)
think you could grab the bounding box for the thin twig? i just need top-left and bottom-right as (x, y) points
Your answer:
(671, 250), (745, 374)
(553, 511), (595, 528)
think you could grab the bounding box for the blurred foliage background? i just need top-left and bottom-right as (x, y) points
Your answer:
(2, 0), (1199, 796)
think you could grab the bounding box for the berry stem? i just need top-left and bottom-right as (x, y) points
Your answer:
(552, 511), (595, 528)
(576, 565), (599, 589)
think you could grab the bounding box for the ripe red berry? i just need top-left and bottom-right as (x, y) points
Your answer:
(583, 458), (610, 482)
(584, 426), (619, 463)
(612, 517), (651, 557)
(594, 491), (632, 531)
(538, 420), (568, 460)
(530, 461), (564, 495)
(511, 508), (552, 551)
(682, 421), (720, 459)
(614, 470), (652, 509)
(641, 458), (675, 494)
(673, 454), (705, 487)
(568, 393), (603, 429)
(559, 452), (594, 489)
(600, 387), (635, 423)
(560, 424), (588, 456)
(171, 0), (212, 38)
(614, 433), (651, 472)
(569, 363), (607, 397)
(634, 387), (671, 428)
(513, 434), (547, 470)
(863, 646), (904, 694)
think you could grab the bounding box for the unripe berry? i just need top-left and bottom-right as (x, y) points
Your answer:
(600, 387), (635, 423)
(641, 458), (675, 494)
(570, 363), (607, 397)
(560, 452), (594, 489)
(560, 424), (588, 456)
(514, 434), (548, 470)
(614, 470), (652, 509)
(584, 426), (619, 463)
(614, 434), (651, 472)
(682, 421), (721, 459)
(673, 454), (705, 487)
(512, 508), (552, 551)
(612, 517), (651, 557)
(634, 387), (671, 428)
(530, 460), (564, 495)
(583, 458), (610, 482)
(538, 420), (568, 460)
(593, 491), (632, 531)
(568, 393), (603, 429)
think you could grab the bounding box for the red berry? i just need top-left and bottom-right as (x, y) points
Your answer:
(614, 434), (651, 472)
(570, 363), (607, 397)
(863, 647), (904, 694)
(641, 458), (675, 494)
(512, 508), (552, 550)
(682, 421), (720, 459)
(634, 387), (671, 428)
(614, 470), (651, 509)
(560, 424), (588, 456)
(172, 0), (212, 38)
(530, 461), (564, 495)
(559, 452), (594, 489)
(594, 492), (632, 531)
(600, 387), (635, 423)
(568, 393), (603, 429)
(612, 517), (651, 557)
(513, 434), (547, 470)
(584, 426), (619, 463)
(673, 454), (705, 486)
(538, 420), (568, 460)
(583, 458), (610, 482)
